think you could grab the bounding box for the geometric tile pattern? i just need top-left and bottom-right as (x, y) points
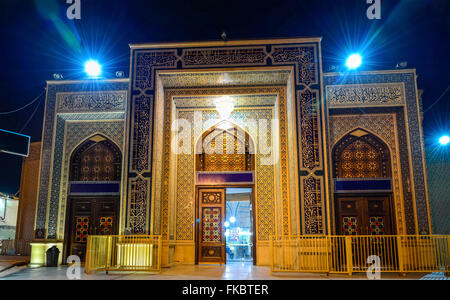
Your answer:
(202, 131), (247, 172)
(75, 217), (89, 243)
(202, 208), (222, 242)
(99, 216), (114, 235)
(334, 135), (389, 179)
(342, 216), (358, 235)
(369, 216), (385, 235)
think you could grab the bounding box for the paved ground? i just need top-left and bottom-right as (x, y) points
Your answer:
(0, 262), (435, 280)
(0, 256), (30, 273)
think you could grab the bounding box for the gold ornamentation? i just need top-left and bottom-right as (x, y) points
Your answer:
(333, 134), (390, 178)
(329, 114), (404, 234)
(58, 121), (124, 239)
(298, 89), (321, 171)
(130, 95), (153, 173)
(271, 45), (318, 86)
(182, 47), (268, 67)
(56, 91), (127, 112)
(202, 131), (247, 172)
(134, 50), (179, 90)
(128, 177), (150, 234)
(303, 176), (323, 234)
(202, 192), (222, 204)
(326, 83), (405, 108)
(173, 107), (276, 241)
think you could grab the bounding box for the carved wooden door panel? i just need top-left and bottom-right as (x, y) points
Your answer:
(197, 188), (226, 264)
(337, 197), (364, 235)
(337, 196), (392, 235)
(69, 198), (92, 261)
(69, 197), (118, 261)
(366, 196), (392, 235)
(94, 198), (118, 236)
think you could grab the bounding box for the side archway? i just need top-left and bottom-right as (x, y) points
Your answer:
(64, 135), (122, 261)
(332, 129), (395, 235)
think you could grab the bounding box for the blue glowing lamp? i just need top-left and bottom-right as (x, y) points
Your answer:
(346, 53), (362, 70)
(439, 135), (450, 146)
(84, 60), (102, 77)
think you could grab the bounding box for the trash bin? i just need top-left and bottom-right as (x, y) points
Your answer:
(46, 246), (60, 267)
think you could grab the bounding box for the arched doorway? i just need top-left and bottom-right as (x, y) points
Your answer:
(332, 129), (395, 235)
(64, 135), (122, 261)
(195, 122), (256, 264)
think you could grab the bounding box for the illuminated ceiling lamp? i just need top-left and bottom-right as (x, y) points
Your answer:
(215, 96), (235, 120)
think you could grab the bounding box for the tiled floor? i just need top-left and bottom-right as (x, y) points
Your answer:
(0, 262), (428, 280)
(0, 256), (30, 272)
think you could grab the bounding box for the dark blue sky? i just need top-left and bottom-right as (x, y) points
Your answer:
(0, 0), (449, 194)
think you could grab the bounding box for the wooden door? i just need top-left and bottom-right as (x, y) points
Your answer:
(68, 197), (118, 261)
(336, 196), (392, 235)
(197, 188), (226, 264)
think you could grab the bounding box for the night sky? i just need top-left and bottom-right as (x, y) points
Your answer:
(0, 0), (449, 195)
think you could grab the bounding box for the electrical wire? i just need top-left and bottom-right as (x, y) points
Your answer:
(423, 86), (450, 114)
(19, 97), (42, 133)
(0, 89), (45, 115)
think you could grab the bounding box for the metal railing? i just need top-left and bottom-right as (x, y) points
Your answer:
(85, 235), (162, 274)
(270, 235), (450, 275)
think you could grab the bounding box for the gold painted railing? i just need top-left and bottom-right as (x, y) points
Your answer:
(270, 235), (450, 275)
(85, 235), (162, 274)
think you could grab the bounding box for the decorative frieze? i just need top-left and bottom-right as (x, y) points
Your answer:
(182, 47), (268, 67)
(56, 91), (127, 113)
(326, 83), (405, 108)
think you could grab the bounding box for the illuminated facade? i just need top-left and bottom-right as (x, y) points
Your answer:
(29, 38), (431, 267)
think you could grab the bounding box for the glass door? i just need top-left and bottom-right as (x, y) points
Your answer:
(225, 188), (253, 262)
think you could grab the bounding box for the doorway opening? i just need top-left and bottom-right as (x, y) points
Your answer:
(196, 186), (255, 265)
(225, 188), (253, 263)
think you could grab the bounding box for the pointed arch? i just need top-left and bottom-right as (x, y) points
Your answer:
(332, 129), (391, 179)
(196, 121), (255, 172)
(69, 134), (122, 181)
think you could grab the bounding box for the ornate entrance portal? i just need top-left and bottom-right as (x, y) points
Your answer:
(127, 38), (329, 268)
(195, 125), (255, 264)
(64, 136), (121, 260)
